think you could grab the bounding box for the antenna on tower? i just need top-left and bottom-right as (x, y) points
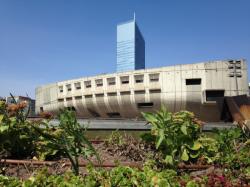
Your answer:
(134, 12), (136, 21)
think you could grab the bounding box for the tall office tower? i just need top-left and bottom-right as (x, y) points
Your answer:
(116, 16), (145, 72)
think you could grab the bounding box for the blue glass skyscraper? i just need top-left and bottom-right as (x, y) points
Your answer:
(116, 16), (145, 72)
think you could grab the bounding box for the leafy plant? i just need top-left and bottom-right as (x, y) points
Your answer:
(0, 94), (37, 158)
(142, 106), (202, 165)
(32, 109), (100, 175)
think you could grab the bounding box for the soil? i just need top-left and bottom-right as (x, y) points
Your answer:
(0, 141), (146, 179)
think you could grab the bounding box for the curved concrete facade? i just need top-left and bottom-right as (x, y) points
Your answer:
(36, 60), (249, 122)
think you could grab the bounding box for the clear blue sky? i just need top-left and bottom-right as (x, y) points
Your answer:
(0, 0), (249, 98)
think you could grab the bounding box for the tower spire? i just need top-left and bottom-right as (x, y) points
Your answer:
(134, 12), (136, 21)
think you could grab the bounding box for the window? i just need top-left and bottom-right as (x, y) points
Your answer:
(95, 93), (104, 97)
(120, 91), (130, 95)
(134, 90), (145, 94)
(95, 79), (103, 87)
(120, 76), (129, 84)
(134, 75), (144, 83)
(74, 82), (81, 90)
(66, 84), (72, 91)
(59, 86), (63, 93)
(149, 73), (159, 82)
(84, 81), (91, 88)
(205, 90), (224, 102)
(40, 107), (44, 113)
(186, 79), (201, 85)
(58, 98), (64, 102)
(137, 102), (154, 108)
(107, 77), (116, 85)
(75, 96), (82, 100)
(150, 89), (161, 93)
(107, 112), (121, 118)
(108, 92), (117, 96)
(66, 97), (72, 101)
(85, 95), (92, 99)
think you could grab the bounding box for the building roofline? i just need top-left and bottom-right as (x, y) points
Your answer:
(36, 58), (246, 88)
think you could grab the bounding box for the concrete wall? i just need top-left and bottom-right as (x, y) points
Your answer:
(36, 59), (249, 122)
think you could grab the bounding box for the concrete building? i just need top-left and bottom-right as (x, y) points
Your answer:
(116, 16), (145, 72)
(6, 96), (35, 116)
(36, 59), (248, 122)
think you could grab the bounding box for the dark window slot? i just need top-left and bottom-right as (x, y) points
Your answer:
(75, 96), (82, 100)
(206, 90), (224, 101)
(121, 80), (129, 84)
(186, 79), (201, 85)
(40, 107), (44, 112)
(108, 92), (117, 96)
(135, 90), (145, 94)
(96, 94), (104, 97)
(137, 102), (154, 108)
(135, 79), (143, 83)
(120, 91), (130, 95)
(107, 112), (121, 118)
(66, 97), (72, 101)
(85, 95), (92, 99)
(58, 99), (64, 102)
(150, 89), (161, 93)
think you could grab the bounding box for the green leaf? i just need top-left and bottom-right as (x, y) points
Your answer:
(0, 115), (3, 123)
(165, 155), (174, 165)
(181, 149), (189, 161)
(156, 130), (164, 149)
(189, 141), (202, 151)
(142, 112), (157, 124)
(181, 124), (187, 135)
(0, 125), (9, 132)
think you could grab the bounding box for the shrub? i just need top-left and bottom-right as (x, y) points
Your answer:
(142, 107), (202, 165)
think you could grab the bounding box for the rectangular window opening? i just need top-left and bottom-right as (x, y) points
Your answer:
(137, 102), (154, 108)
(66, 97), (72, 101)
(74, 82), (81, 90)
(95, 79), (103, 87)
(120, 76), (129, 84)
(75, 96), (82, 100)
(95, 93), (104, 97)
(206, 90), (224, 102)
(66, 84), (72, 91)
(84, 81), (91, 88)
(59, 86), (63, 93)
(107, 92), (117, 96)
(85, 95), (93, 99)
(135, 90), (145, 94)
(107, 77), (116, 86)
(120, 91), (130, 95)
(149, 73), (159, 82)
(134, 75), (144, 83)
(149, 89), (161, 94)
(58, 98), (64, 102)
(107, 112), (121, 118)
(186, 78), (201, 85)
